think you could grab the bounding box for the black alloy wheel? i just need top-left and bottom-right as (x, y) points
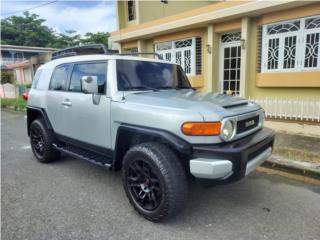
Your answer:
(30, 125), (45, 158)
(127, 159), (162, 211)
(122, 142), (187, 221)
(29, 119), (60, 163)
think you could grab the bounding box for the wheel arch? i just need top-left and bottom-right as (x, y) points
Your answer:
(27, 107), (53, 136)
(112, 124), (192, 171)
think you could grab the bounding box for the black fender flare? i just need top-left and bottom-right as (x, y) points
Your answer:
(26, 107), (53, 135)
(112, 123), (192, 170)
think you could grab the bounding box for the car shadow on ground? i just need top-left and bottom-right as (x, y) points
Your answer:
(51, 154), (274, 225)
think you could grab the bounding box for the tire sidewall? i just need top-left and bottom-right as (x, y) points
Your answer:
(122, 143), (186, 221)
(30, 119), (57, 163)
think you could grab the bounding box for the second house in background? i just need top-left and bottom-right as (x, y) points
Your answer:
(111, 0), (320, 100)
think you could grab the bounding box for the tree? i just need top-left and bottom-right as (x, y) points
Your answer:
(81, 32), (110, 46)
(51, 30), (82, 48)
(1, 12), (55, 47)
(1, 11), (110, 49)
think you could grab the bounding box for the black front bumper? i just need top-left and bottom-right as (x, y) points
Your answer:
(192, 128), (275, 183)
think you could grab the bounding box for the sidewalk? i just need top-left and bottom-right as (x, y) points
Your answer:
(263, 120), (320, 180)
(265, 120), (320, 138)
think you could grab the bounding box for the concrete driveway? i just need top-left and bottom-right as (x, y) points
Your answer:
(1, 110), (320, 240)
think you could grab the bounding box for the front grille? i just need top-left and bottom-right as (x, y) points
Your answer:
(236, 115), (259, 134)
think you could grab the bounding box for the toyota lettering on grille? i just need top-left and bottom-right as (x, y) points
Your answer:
(245, 119), (255, 128)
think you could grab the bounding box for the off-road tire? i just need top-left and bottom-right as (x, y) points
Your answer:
(30, 119), (60, 163)
(122, 142), (188, 222)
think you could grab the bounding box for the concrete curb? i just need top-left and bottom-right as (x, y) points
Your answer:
(263, 155), (320, 180)
(1, 107), (26, 113)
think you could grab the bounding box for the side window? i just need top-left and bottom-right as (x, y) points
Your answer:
(31, 69), (42, 89)
(69, 62), (107, 94)
(49, 65), (70, 91)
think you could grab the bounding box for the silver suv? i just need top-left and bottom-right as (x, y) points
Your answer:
(26, 50), (274, 221)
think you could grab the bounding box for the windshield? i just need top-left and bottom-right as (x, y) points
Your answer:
(117, 60), (192, 91)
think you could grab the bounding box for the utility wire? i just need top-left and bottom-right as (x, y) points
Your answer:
(2, 1), (59, 16)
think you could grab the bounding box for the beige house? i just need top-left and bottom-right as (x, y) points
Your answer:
(111, 1), (320, 101)
(1, 45), (56, 84)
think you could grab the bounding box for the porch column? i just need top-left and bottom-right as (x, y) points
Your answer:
(137, 39), (147, 52)
(118, 43), (123, 54)
(138, 39), (154, 58)
(135, 0), (141, 24)
(240, 17), (251, 97)
(207, 24), (220, 93)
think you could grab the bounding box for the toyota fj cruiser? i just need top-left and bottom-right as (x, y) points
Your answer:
(26, 45), (275, 221)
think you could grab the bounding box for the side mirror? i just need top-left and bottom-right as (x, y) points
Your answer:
(81, 76), (98, 94)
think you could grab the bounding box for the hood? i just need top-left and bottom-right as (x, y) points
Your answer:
(121, 90), (261, 120)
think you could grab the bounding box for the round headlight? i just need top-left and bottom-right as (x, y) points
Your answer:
(221, 120), (235, 141)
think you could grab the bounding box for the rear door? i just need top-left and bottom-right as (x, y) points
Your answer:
(61, 61), (111, 149)
(46, 64), (71, 135)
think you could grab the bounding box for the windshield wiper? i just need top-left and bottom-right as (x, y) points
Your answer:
(123, 85), (159, 92)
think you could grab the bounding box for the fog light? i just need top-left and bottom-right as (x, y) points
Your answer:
(221, 120), (235, 141)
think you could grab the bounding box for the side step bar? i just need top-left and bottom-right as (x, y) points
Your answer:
(53, 143), (112, 168)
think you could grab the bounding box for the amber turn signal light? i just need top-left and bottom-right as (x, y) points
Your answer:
(181, 122), (221, 136)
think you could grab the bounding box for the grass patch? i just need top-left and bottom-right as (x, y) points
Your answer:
(1, 98), (27, 111)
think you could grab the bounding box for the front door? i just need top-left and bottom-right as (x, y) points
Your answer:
(220, 32), (241, 96)
(62, 61), (111, 149)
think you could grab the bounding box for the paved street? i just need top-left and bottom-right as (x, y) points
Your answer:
(1, 110), (320, 240)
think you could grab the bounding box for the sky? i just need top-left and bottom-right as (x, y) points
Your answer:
(1, 0), (117, 35)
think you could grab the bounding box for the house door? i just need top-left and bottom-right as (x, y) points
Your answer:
(220, 32), (241, 96)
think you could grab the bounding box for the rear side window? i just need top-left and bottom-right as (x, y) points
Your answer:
(69, 62), (107, 94)
(31, 69), (42, 89)
(49, 64), (70, 91)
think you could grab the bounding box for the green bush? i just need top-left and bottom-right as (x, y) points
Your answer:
(24, 83), (32, 88)
(17, 83), (32, 88)
(1, 97), (27, 111)
(1, 71), (14, 84)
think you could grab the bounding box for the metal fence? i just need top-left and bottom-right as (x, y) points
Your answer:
(249, 97), (320, 122)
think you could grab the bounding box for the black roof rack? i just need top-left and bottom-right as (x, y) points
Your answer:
(119, 52), (163, 60)
(51, 44), (162, 60)
(51, 44), (118, 60)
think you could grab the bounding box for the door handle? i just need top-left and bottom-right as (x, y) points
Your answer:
(61, 99), (72, 107)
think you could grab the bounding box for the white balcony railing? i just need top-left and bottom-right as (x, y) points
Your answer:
(249, 97), (320, 122)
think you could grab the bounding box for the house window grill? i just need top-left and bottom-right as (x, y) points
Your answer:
(304, 33), (319, 68)
(156, 37), (201, 75)
(127, 0), (136, 21)
(175, 39), (192, 48)
(156, 42), (172, 51)
(195, 37), (202, 74)
(221, 32), (241, 43)
(256, 26), (263, 73)
(267, 21), (300, 34)
(305, 17), (320, 29)
(125, 47), (138, 54)
(261, 15), (320, 72)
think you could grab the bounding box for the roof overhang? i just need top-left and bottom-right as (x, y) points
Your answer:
(1, 45), (57, 53)
(111, 0), (311, 43)
(6, 60), (31, 69)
